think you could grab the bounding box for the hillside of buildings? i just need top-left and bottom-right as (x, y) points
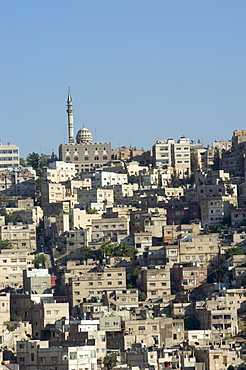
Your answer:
(3, 128), (246, 369)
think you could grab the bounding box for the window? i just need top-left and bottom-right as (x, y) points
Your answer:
(70, 352), (77, 360)
(138, 326), (145, 331)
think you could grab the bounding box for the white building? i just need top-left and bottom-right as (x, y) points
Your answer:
(152, 137), (191, 178)
(0, 143), (19, 168)
(92, 171), (128, 188)
(43, 161), (77, 183)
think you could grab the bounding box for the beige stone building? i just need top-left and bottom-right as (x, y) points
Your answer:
(43, 161), (77, 182)
(102, 289), (139, 311)
(31, 301), (69, 339)
(137, 266), (171, 301)
(124, 317), (184, 349)
(17, 340), (97, 370)
(40, 182), (67, 205)
(0, 249), (34, 289)
(23, 268), (52, 295)
(91, 217), (129, 242)
(77, 187), (114, 211)
(67, 267), (126, 312)
(171, 262), (207, 293)
(179, 229), (219, 269)
(195, 342), (241, 370)
(0, 167), (36, 197)
(152, 137), (190, 178)
(200, 195), (236, 227)
(113, 183), (138, 200)
(67, 266), (126, 315)
(0, 223), (36, 251)
(0, 143), (19, 169)
(196, 296), (238, 339)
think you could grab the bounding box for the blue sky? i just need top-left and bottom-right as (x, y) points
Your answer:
(1, 1), (246, 158)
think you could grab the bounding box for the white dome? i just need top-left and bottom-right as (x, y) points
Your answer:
(76, 127), (93, 144)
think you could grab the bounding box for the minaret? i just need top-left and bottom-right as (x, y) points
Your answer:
(66, 88), (74, 144)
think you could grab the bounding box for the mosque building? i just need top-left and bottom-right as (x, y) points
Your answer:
(59, 90), (111, 172)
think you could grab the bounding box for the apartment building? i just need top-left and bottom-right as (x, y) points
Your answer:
(31, 301), (69, 339)
(92, 171), (128, 187)
(137, 266), (171, 300)
(23, 269), (52, 295)
(40, 182), (67, 205)
(0, 143), (19, 168)
(196, 297), (238, 339)
(77, 188), (114, 210)
(147, 246), (166, 266)
(91, 217), (129, 242)
(43, 160), (76, 182)
(171, 263), (207, 293)
(113, 183), (138, 200)
(102, 289), (139, 311)
(200, 196), (236, 227)
(195, 343), (242, 370)
(17, 340), (97, 370)
(58, 228), (91, 259)
(67, 266), (126, 314)
(152, 137), (190, 178)
(0, 249), (34, 289)
(0, 167), (36, 197)
(124, 317), (184, 349)
(0, 223), (36, 251)
(179, 231), (219, 269)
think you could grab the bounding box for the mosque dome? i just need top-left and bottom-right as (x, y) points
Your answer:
(76, 127), (93, 144)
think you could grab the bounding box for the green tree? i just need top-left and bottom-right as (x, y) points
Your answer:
(226, 247), (244, 259)
(103, 353), (117, 370)
(26, 152), (40, 169)
(100, 241), (136, 259)
(127, 268), (139, 288)
(0, 209), (16, 225)
(33, 254), (47, 268)
(36, 177), (45, 192)
(0, 239), (12, 250)
(138, 290), (146, 301)
(81, 246), (94, 262)
(87, 208), (98, 214)
(19, 158), (27, 166)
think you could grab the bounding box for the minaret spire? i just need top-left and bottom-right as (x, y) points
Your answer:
(66, 87), (74, 144)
